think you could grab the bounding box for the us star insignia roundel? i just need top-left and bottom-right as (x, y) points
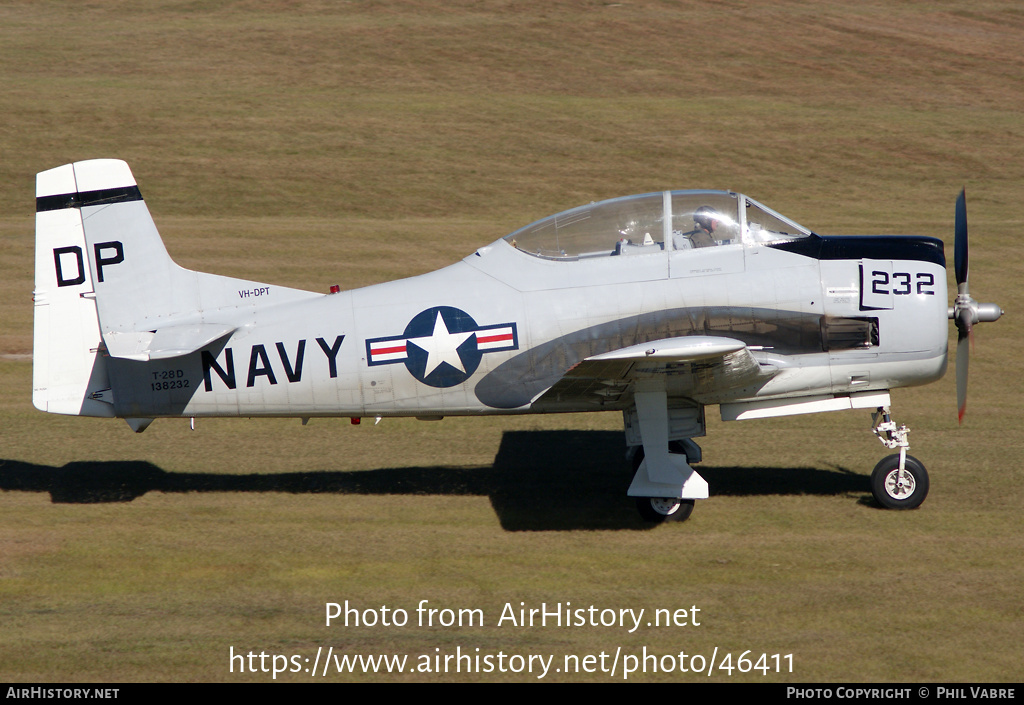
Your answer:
(365, 306), (519, 388)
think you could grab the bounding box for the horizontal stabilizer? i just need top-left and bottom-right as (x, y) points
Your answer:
(103, 322), (237, 361)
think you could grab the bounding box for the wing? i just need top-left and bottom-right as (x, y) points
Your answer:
(530, 335), (773, 410)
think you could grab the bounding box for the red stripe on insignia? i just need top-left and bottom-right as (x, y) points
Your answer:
(373, 344), (406, 355)
(476, 333), (512, 344)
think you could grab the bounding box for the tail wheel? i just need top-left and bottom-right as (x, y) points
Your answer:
(870, 454), (929, 509)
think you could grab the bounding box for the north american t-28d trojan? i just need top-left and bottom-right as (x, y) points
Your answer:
(32, 160), (1002, 521)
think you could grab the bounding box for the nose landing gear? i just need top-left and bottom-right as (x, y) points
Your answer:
(870, 407), (929, 509)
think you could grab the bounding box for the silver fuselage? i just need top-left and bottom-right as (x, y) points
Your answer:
(106, 234), (948, 420)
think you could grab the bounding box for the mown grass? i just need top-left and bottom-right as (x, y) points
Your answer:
(1, 0), (1022, 682)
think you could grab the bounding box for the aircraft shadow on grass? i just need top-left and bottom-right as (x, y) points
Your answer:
(0, 430), (871, 531)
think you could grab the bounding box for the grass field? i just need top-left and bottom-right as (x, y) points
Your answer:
(1, 1), (1022, 682)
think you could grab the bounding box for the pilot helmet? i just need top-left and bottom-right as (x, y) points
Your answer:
(693, 205), (719, 233)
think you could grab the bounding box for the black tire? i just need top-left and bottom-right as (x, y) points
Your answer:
(636, 496), (695, 523)
(870, 454), (929, 509)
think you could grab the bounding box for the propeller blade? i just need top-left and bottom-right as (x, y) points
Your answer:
(956, 327), (970, 424)
(954, 188), (969, 290)
(953, 188), (972, 423)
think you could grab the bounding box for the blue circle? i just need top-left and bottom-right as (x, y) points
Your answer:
(402, 307), (483, 388)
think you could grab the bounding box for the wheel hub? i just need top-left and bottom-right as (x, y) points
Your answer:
(884, 468), (916, 499)
(649, 497), (683, 515)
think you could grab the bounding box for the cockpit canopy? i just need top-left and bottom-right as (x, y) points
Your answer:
(504, 190), (812, 260)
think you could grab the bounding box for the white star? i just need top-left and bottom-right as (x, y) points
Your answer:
(406, 311), (474, 377)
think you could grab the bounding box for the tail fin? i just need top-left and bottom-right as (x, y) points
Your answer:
(33, 159), (316, 417)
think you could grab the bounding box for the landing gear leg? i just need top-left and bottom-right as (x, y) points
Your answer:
(625, 384), (707, 523)
(870, 407), (929, 509)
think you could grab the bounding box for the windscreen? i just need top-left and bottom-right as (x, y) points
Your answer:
(744, 197), (812, 242)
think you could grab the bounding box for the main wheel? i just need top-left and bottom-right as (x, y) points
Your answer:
(630, 446), (697, 522)
(636, 496), (695, 523)
(870, 454), (929, 509)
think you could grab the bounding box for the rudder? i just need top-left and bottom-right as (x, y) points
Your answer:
(32, 160), (132, 415)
